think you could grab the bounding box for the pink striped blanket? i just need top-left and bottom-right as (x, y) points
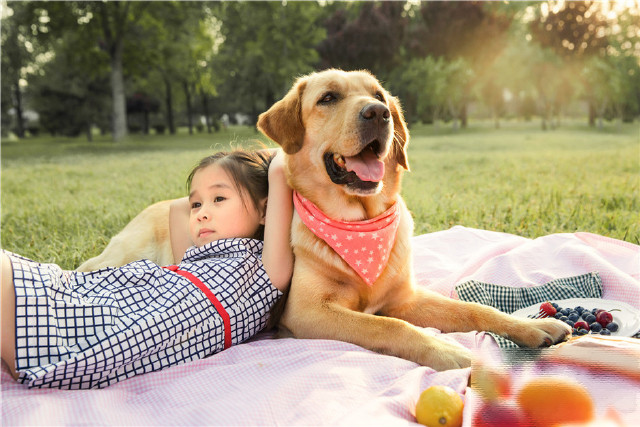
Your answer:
(2, 226), (639, 425)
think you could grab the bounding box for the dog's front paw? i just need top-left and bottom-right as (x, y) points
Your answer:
(419, 337), (473, 371)
(508, 318), (572, 348)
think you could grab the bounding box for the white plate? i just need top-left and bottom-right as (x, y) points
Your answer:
(512, 298), (640, 337)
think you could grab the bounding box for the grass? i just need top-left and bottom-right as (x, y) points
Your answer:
(2, 121), (638, 270)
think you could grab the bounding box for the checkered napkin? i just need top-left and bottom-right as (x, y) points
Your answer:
(455, 272), (603, 348)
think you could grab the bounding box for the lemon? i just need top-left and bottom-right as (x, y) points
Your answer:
(415, 385), (464, 427)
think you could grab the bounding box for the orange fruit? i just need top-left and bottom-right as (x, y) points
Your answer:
(516, 377), (595, 427)
(415, 385), (464, 427)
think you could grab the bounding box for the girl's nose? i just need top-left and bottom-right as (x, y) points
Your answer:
(198, 209), (209, 221)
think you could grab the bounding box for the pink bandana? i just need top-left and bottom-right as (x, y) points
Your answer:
(293, 191), (400, 286)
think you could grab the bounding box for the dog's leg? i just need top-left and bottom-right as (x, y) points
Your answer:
(383, 287), (572, 348)
(280, 276), (473, 370)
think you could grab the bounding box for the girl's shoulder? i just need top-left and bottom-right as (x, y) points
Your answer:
(182, 238), (264, 263)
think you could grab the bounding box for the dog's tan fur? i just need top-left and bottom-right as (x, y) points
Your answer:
(257, 69), (570, 370)
(77, 200), (175, 272)
(77, 69), (571, 370)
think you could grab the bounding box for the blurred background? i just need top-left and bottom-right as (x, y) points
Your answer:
(2, 0), (639, 142)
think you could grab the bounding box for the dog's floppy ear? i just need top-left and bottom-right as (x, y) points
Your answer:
(389, 95), (410, 171)
(257, 78), (307, 154)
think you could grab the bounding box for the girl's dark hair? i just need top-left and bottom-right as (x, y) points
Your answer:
(187, 149), (275, 240)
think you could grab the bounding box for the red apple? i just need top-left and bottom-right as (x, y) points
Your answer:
(473, 400), (534, 427)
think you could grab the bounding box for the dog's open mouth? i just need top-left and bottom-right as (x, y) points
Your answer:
(324, 140), (384, 193)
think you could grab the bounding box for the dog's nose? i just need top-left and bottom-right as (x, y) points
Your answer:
(360, 103), (390, 123)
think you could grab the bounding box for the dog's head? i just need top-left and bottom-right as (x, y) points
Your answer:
(258, 69), (409, 216)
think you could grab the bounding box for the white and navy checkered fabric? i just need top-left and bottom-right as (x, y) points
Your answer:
(455, 272), (603, 348)
(5, 238), (282, 389)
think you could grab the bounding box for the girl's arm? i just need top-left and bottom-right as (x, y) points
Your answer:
(169, 197), (192, 263)
(262, 149), (294, 292)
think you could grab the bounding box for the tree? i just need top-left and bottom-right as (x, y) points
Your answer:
(406, 1), (513, 127)
(316, 2), (406, 79)
(1, 3), (42, 137)
(581, 56), (625, 128)
(91, 2), (151, 141)
(527, 1), (612, 126)
(213, 1), (326, 123)
(29, 36), (110, 139)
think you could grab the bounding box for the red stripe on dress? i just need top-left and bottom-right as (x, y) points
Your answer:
(163, 265), (232, 350)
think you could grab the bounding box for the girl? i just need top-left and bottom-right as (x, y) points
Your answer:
(1, 149), (293, 389)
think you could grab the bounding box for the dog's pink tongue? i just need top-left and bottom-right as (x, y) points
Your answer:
(345, 150), (385, 182)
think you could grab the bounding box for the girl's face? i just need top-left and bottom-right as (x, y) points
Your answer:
(188, 163), (265, 247)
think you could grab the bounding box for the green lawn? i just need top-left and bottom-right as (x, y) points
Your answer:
(2, 121), (638, 270)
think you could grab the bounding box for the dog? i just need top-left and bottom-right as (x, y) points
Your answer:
(256, 69), (571, 370)
(77, 200), (176, 271)
(78, 68), (571, 370)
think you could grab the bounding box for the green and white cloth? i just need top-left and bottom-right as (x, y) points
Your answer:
(455, 272), (602, 348)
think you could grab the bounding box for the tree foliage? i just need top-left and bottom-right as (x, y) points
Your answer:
(1, 0), (638, 140)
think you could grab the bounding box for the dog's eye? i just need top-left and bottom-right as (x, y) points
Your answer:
(375, 92), (385, 103)
(318, 92), (337, 105)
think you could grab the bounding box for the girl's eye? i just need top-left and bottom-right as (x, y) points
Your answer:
(214, 196), (226, 203)
(191, 202), (201, 209)
(318, 92), (337, 105)
(375, 92), (385, 103)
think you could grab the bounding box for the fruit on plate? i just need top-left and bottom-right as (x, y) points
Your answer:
(530, 302), (621, 336)
(415, 385), (464, 427)
(470, 363), (511, 402)
(540, 301), (557, 317)
(517, 377), (595, 427)
(596, 310), (614, 327)
(473, 400), (533, 427)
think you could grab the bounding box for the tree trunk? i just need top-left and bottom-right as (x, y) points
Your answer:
(86, 121), (93, 142)
(164, 77), (175, 134)
(461, 103), (467, 128)
(110, 43), (127, 142)
(201, 90), (211, 133)
(183, 81), (193, 135)
(143, 110), (150, 134)
(588, 101), (596, 127)
(13, 82), (25, 138)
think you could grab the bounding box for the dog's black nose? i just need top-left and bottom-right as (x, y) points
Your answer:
(360, 103), (390, 122)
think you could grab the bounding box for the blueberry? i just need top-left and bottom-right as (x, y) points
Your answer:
(606, 322), (619, 333)
(576, 328), (588, 336)
(600, 329), (611, 335)
(561, 308), (571, 316)
(565, 319), (575, 327)
(575, 306), (585, 314)
(584, 314), (596, 323)
(591, 308), (598, 314)
(554, 312), (563, 319)
(589, 322), (602, 333)
(551, 302), (559, 309)
(568, 313), (580, 322)
(559, 316), (569, 322)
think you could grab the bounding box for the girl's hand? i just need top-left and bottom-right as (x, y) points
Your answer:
(262, 149), (294, 292)
(268, 148), (286, 178)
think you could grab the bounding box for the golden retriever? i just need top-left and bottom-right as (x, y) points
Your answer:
(79, 68), (571, 370)
(77, 200), (176, 271)
(256, 69), (571, 370)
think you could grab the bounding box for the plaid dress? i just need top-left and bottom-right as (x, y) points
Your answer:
(5, 238), (282, 389)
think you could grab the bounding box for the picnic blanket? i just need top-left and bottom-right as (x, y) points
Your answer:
(2, 226), (639, 426)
